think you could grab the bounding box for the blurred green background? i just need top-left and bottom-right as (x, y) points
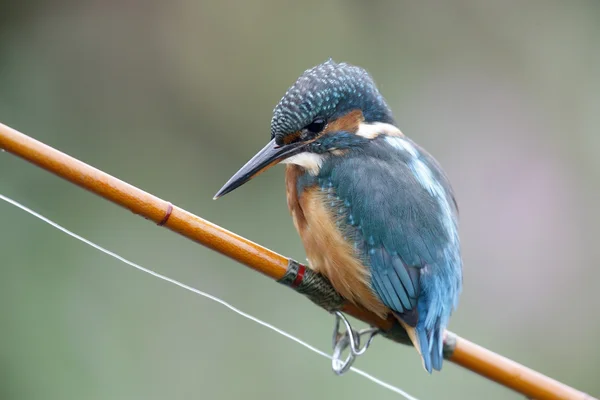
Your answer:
(1, 1), (599, 399)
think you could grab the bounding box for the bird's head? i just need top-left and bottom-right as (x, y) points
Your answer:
(214, 60), (395, 199)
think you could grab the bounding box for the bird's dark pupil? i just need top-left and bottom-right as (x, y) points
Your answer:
(306, 118), (325, 133)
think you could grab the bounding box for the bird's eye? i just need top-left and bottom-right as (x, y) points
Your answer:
(304, 118), (326, 134)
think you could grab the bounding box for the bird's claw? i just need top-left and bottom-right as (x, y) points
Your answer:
(331, 311), (379, 375)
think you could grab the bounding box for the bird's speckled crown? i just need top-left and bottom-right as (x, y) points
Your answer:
(271, 60), (394, 138)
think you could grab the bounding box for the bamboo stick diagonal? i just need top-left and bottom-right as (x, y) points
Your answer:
(0, 122), (594, 400)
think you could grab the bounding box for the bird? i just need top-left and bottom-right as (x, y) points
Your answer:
(214, 60), (462, 373)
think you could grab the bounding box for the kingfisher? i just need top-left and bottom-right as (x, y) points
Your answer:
(214, 60), (462, 373)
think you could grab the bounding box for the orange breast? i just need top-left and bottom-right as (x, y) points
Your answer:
(285, 165), (389, 319)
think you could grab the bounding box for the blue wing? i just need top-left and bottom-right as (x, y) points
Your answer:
(319, 135), (462, 372)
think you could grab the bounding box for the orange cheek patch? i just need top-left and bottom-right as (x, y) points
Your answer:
(281, 110), (365, 146)
(282, 131), (302, 145)
(323, 109), (365, 135)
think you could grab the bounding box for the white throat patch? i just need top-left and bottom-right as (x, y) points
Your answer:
(281, 152), (324, 175)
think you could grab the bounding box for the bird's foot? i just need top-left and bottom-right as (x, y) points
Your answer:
(331, 311), (379, 375)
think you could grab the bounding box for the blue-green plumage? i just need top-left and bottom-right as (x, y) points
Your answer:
(295, 134), (462, 372)
(215, 60), (463, 373)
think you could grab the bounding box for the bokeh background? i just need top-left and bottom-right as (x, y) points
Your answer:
(1, 1), (599, 399)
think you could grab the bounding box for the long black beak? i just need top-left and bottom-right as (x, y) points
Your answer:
(213, 138), (304, 199)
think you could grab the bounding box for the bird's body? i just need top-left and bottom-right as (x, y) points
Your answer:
(215, 60), (462, 373)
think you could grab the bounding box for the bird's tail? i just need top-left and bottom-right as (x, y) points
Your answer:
(397, 317), (444, 373)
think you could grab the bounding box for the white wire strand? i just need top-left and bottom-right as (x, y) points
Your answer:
(0, 193), (420, 400)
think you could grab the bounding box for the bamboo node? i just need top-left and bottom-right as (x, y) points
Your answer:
(158, 202), (173, 226)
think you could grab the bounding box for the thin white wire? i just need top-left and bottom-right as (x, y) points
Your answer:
(0, 193), (420, 400)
